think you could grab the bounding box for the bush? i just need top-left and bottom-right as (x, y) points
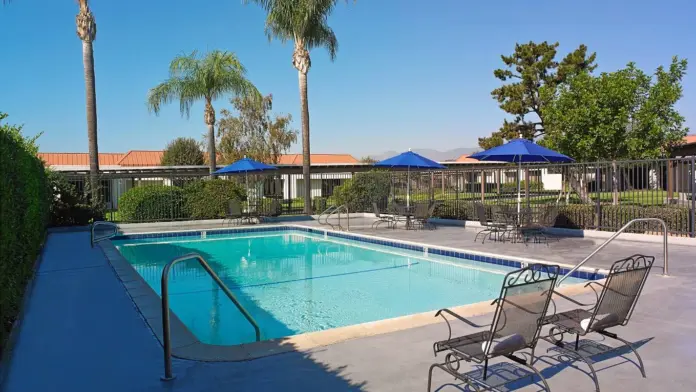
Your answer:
(333, 171), (391, 212)
(1, 113), (50, 351)
(47, 171), (102, 226)
(161, 137), (205, 166)
(118, 185), (187, 222)
(500, 180), (544, 193)
(184, 179), (246, 219)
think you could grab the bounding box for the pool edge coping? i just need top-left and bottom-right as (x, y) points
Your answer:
(102, 224), (608, 362)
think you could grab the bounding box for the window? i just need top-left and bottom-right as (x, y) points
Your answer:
(264, 177), (284, 197)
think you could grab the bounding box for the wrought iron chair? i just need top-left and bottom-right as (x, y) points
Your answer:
(428, 263), (560, 392)
(372, 202), (395, 229)
(412, 202), (433, 230)
(543, 254), (654, 392)
(224, 199), (244, 226)
(474, 203), (506, 243)
(520, 206), (559, 245)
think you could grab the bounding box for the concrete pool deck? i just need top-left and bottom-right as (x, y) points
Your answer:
(1, 222), (694, 391)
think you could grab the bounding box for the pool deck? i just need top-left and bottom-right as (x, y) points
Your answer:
(1, 221), (695, 391)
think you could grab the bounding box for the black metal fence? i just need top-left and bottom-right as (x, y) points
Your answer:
(62, 157), (696, 236)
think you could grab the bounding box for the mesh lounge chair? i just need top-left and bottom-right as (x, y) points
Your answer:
(372, 202), (395, 229)
(224, 199), (244, 226)
(520, 206), (559, 246)
(412, 202), (433, 230)
(474, 203), (507, 243)
(428, 263), (560, 392)
(543, 254), (654, 392)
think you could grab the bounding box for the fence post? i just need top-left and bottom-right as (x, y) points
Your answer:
(689, 157), (696, 238)
(595, 166), (601, 230)
(525, 166), (530, 209)
(480, 169), (485, 203)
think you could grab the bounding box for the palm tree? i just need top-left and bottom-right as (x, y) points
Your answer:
(76, 0), (100, 205)
(147, 50), (260, 175)
(246, 0), (348, 214)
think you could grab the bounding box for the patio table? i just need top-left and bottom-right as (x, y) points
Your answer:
(495, 209), (544, 243)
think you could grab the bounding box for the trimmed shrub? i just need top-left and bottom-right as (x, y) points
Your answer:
(333, 171), (391, 212)
(47, 171), (102, 226)
(1, 113), (50, 351)
(161, 137), (205, 166)
(184, 179), (246, 219)
(118, 185), (187, 222)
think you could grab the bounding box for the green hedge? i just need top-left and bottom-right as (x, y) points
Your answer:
(500, 180), (543, 193)
(433, 199), (691, 234)
(1, 113), (50, 351)
(118, 185), (187, 222)
(333, 171), (391, 212)
(184, 179), (245, 219)
(47, 171), (102, 227)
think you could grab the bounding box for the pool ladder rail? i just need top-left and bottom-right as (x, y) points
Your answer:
(160, 253), (261, 381)
(318, 204), (350, 231)
(557, 217), (669, 286)
(90, 221), (120, 247)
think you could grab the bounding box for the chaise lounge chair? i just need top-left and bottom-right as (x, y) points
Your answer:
(372, 202), (395, 229)
(542, 254), (654, 392)
(474, 203), (507, 243)
(428, 263), (560, 392)
(224, 199), (244, 226)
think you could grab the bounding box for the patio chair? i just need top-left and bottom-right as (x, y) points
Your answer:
(520, 207), (559, 245)
(390, 203), (411, 229)
(259, 199), (282, 223)
(224, 199), (244, 226)
(413, 202), (438, 230)
(428, 263), (560, 392)
(542, 254), (654, 392)
(372, 202), (395, 229)
(474, 203), (506, 243)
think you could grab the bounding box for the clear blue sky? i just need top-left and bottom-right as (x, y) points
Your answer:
(1, 0), (694, 157)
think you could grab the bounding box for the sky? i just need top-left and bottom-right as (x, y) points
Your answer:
(1, 0), (695, 158)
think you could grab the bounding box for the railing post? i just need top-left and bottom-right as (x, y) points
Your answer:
(691, 158), (695, 238)
(595, 166), (602, 230)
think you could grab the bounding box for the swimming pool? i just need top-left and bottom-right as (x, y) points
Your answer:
(112, 227), (587, 346)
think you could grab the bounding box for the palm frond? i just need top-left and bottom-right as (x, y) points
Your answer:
(247, 0), (346, 60)
(147, 49), (259, 119)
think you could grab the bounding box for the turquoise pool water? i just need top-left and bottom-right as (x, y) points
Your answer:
(113, 230), (582, 345)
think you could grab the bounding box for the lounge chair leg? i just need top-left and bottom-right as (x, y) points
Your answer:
(483, 359), (488, 380)
(597, 330), (647, 378)
(428, 362), (483, 392)
(575, 334), (580, 351)
(519, 357), (551, 392)
(546, 336), (600, 392)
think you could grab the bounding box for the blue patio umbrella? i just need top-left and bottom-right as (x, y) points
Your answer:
(374, 149), (447, 207)
(469, 137), (573, 213)
(213, 157), (277, 199)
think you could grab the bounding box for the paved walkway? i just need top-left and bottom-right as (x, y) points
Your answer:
(1, 225), (694, 391)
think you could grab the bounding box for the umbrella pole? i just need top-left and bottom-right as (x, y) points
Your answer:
(246, 172), (249, 205)
(517, 160), (521, 214)
(407, 166), (410, 208)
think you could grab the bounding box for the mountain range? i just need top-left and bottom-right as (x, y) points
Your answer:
(369, 147), (479, 162)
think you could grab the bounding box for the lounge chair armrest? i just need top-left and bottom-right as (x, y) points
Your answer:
(435, 308), (490, 329)
(552, 290), (595, 307)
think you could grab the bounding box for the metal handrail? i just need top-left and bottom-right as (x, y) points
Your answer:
(90, 221), (119, 247)
(338, 205), (350, 231)
(318, 205), (340, 225)
(557, 218), (668, 286)
(160, 253), (261, 381)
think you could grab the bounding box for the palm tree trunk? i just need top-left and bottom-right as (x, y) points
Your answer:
(298, 70), (312, 214)
(204, 99), (216, 176)
(83, 39), (100, 206)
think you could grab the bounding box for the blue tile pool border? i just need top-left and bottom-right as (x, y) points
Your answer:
(112, 225), (606, 281)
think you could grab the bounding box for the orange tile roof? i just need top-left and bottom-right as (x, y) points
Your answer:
(454, 154), (481, 163)
(117, 150), (164, 166)
(277, 154), (359, 165)
(38, 152), (125, 166)
(683, 135), (696, 145)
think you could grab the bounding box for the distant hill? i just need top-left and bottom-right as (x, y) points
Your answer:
(370, 147), (479, 162)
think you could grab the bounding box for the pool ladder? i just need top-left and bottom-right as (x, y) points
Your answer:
(556, 217), (669, 286)
(90, 221), (119, 247)
(318, 204), (350, 231)
(160, 253), (261, 381)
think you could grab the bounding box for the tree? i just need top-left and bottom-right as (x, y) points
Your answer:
(245, 0), (352, 214)
(76, 0), (100, 205)
(544, 57), (689, 204)
(217, 94), (298, 164)
(147, 50), (260, 175)
(479, 41), (597, 148)
(360, 156), (377, 164)
(161, 137), (205, 166)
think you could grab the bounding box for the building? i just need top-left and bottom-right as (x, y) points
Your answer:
(38, 151), (363, 209)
